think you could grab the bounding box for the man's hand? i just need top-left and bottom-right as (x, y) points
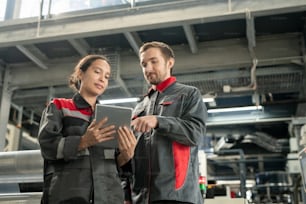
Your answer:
(131, 115), (158, 133)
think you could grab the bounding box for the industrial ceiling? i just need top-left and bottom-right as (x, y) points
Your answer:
(1, 0), (306, 179)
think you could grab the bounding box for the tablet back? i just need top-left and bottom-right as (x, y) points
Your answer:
(95, 104), (133, 148)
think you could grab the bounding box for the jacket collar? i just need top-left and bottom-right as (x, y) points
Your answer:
(73, 92), (93, 109)
(152, 76), (176, 93)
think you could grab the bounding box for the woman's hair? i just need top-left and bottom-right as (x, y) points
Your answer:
(139, 41), (175, 61)
(69, 54), (110, 91)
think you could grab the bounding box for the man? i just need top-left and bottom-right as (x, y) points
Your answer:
(122, 41), (207, 204)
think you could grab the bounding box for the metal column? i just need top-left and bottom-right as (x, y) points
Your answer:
(0, 67), (13, 151)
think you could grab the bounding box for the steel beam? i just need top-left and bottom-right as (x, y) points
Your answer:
(8, 33), (302, 89)
(0, 0), (305, 47)
(123, 32), (142, 56)
(183, 24), (198, 54)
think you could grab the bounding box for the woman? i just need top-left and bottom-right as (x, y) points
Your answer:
(38, 54), (136, 204)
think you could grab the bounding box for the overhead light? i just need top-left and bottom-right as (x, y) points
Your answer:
(99, 97), (139, 104)
(208, 105), (263, 113)
(202, 93), (216, 103)
(203, 97), (215, 103)
(100, 97), (215, 104)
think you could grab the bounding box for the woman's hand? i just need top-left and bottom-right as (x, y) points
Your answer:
(79, 118), (116, 150)
(117, 126), (137, 166)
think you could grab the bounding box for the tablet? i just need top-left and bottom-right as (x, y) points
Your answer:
(95, 104), (133, 148)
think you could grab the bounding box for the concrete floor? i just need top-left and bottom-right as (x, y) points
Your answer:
(0, 193), (246, 204)
(205, 197), (246, 204)
(0, 193), (247, 204)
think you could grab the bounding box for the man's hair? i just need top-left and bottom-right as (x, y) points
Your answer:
(139, 41), (175, 60)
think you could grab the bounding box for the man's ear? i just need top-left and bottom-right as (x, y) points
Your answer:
(168, 57), (175, 69)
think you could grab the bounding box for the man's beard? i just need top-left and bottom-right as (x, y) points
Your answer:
(145, 74), (160, 85)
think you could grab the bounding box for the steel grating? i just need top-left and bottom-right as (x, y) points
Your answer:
(181, 72), (303, 95)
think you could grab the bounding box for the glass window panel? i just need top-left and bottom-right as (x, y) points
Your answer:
(50, 0), (90, 14)
(88, 0), (126, 8)
(0, 0), (7, 21)
(19, 0), (40, 18)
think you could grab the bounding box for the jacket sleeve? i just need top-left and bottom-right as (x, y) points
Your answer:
(120, 162), (133, 202)
(38, 102), (82, 161)
(115, 148), (133, 202)
(156, 87), (207, 146)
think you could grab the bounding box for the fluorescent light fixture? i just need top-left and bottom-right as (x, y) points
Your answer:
(208, 105), (263, 113)
(203, 98), (215, 103)
(100, 97), (214, 104)
(99, 97), (139, 104)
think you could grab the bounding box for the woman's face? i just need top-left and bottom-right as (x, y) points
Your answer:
(79, 59), (111, 97)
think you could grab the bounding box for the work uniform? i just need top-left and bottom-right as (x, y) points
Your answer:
(38, 93), (124, 204)
(121, 77), (207, 204)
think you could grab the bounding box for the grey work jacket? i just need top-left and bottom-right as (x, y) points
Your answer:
(38, 93), (124, 204)
(122, 80), (207, 204)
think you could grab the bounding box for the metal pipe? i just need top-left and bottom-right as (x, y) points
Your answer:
(230, 58), (258, 92)
(0, 150), (43, 183)
(217, 149), (246, 198)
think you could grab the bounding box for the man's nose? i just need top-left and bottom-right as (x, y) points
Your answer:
(145, 63), (153, 71)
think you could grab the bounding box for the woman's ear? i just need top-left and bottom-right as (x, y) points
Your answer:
(78, 69), (84, 81)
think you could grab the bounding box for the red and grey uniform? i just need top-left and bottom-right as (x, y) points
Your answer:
(38, 93), (124, 204)
(121, 77), (207, 204)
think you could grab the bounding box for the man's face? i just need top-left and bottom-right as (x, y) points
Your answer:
(140, 47), (174, 85)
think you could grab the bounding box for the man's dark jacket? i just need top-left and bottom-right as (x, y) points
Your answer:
(121, 77), (207, 204)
